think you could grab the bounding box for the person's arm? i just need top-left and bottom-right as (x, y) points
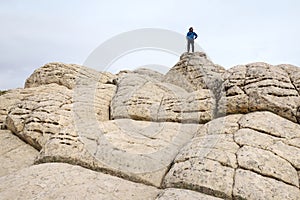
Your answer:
(194, 32), (198, 39)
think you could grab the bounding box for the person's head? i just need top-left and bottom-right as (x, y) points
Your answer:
(189, 27), (193, 32)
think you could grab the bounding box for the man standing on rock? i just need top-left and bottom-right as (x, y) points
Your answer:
(186, 27), (198, 53)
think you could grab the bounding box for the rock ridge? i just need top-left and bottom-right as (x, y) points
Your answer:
(0, 52), (300, 199)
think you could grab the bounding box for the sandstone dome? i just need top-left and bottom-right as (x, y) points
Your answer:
(0, 52), (300, 199)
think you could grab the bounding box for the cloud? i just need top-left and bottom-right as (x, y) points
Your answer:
(0, 0), (299, 89)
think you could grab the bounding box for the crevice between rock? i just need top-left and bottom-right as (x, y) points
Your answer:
(237, 166), (298, 188)
(166, 181), (232, 200)
(34, 155), (159, 189)
(280, 67), (300, 97)
(231, 169), (237, 200)
(280, 67), (300, 124)
(240, 125), (286, 139)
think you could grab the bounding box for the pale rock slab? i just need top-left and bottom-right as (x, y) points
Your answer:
(219, 63), (300, 123)
(269, 141), (300, 169)
(234, 128), (279, 150)
(196, 114), (242, 137)
(279, 64), (300, 95)
(94, 119), (200, 154)
(156, 188), (223, 200)
(164, 112), (300, 199)
(132, 67), (164, 81)
(24, 62), (117, 122)
(0, 163), (160, 200)
(5, 82), (201, 187)
(0, 130), (38, 177)
(0, 89), (24, 128)
(6, 84), (74, 150)
(25, 62), (116, 89)
(162, 115), (242, 199)
(2, 56), (300, 199)
(233, 169), (300, 200)
(74, 80), (116, 121)
(218, 65), (249, 114)
(286, 137), (300, 148)
(234, 128), (300, 171)
(175, 134), (239, 169)
(72, 118), (201, 187)
(6, 80), (115, 148)
(298, 171), (300, 188)
(239, 111), (300, 139)
(237, 146), (299, 187)
(163, 158), (234, 199)
(171, 114), (241, 170)
(164, 52), (225, 92)
(237, 111), (300, 170)
(111, 72), (215, 123)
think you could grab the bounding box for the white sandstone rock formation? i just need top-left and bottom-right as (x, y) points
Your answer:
(0, 53), (300, 200)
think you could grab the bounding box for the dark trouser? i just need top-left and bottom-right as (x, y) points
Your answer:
(187, 38), (194, 52)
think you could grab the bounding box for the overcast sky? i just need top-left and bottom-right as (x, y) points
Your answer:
(1, 0), (300, 90)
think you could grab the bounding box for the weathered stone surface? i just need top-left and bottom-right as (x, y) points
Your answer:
(164, 52), (225, 92)
(0, 163), (160, 200)
(94, 119), (200, 154)
(279, 64), (300, 95)
(298, 171), (300, 187)
(5, 81), (201, 187)
(0, 130), (38, 177)
(175, 134), (239, 168)
(235, 128), (300, 170)
(164, 111), (300, 199)
(237, 111), (300, 170)
(0, 89), (23, 128)
(6, 79), (116, 146)
(2, 54), (300, 200)
(239, 111), (300, 139)
(156, 188), (223, 200)
(162, 114), (242, 199)
(234, 128), (279, 150)
(233, 169), (300, 200)
(24, 62), (117, 122)
(237, 146), (298, 187)
(111, 73), (215, 123)
(196, 114), (242, 137)
(6, 84), (74, 150)
(163, 158), (234, 199)
(219, 63), (300, 123)
(132, 67), (164, 81)
(269, 141), (300, 169)
(25, 62), (116, 89)
(75, 80), (116, 122)
(38, 117), (200, 187)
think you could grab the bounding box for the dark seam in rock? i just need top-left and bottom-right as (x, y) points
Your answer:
(237, 166), (298, 188)
(240, 125), (286, 139)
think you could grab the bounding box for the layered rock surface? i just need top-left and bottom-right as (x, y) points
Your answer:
(219, 62), (300, 122)
(1, 53), (300, 199)
(163, 112), (300, 199)
(0, 163), (160, 200)
(111, 72), (215, 123)
(0, 129), (38, 177)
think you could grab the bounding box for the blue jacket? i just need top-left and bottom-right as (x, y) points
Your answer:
(186, 31), (198, 40)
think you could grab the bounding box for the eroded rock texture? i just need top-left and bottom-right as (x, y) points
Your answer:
(0, 163), (160, 200)
(0, 89), (24, 129)
(163, 111), (300, 199)
(0, 130), (38, 177)
(1, 54), (300, 200)
(25, 62), (116, 89)
(219, 62), (300, 122)
(164, 52), (225, 93)
(111, 72), (215, 123)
